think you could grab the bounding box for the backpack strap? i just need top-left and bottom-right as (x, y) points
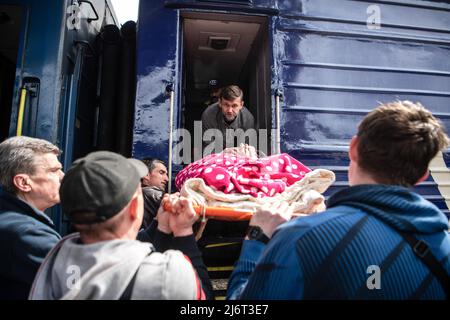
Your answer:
(119, 269), (139, 300)
(397, 230), (450, 298)
(119, 249), (153, 300)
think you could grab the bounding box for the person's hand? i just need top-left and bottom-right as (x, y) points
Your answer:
(249, 201), (293, 238)
(156, 193), (179, 234)
(169, 196), (199, 237)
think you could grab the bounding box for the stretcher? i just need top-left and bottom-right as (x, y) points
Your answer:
(163, 202), (303, 221)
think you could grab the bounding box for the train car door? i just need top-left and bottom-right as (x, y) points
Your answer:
(0, 4), (24, 141)
(179, 10), (273, 299)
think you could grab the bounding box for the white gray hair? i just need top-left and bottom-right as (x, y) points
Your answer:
(0, 136), (60, 193)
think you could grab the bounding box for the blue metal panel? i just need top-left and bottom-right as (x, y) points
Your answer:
(132, 0), (180, 164)
(165, 0), (278, 15)
(272, 0), (450, 213)
(4, 0), (111, 143)
(4, 0), (67, 143)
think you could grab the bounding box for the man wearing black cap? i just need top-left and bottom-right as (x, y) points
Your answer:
(29, 151), (210, 300)
(203, 79), (222, 108)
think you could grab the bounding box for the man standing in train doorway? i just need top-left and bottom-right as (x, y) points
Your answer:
(201, 85), (256, 154)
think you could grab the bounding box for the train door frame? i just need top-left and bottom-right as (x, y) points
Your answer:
(175, 9), (275, 299)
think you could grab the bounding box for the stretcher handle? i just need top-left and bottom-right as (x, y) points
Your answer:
(163, 202), (254, 221)
(163, 202), (304, 221)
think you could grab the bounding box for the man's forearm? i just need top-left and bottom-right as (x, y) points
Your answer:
(172, 234), (214, 300)
(226, 240), (266, 299)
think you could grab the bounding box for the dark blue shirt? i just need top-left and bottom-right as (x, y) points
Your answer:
(0, 189), (61, 299)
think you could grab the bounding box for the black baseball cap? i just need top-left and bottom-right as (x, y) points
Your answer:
(60, 151), (148, 224)
(209, 79), (220, 88)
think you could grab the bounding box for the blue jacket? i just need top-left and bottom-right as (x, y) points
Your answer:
(227, 185), (450, 299)
(0, 189), (61, 299)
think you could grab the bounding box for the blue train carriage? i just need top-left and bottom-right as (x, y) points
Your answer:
(133, 0), (450, 298)
(0, 0), (119, 232)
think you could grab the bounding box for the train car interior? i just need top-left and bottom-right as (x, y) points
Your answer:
(181, 12), (271, 162)
(180, 12), (273, 298)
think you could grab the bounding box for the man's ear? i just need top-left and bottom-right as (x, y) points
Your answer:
(13, 174), (31, 193)
(141, 175), (150, 185)
(415, 170), (429, 185)
(128, 195), (139, 220)
(349, 136), (359, 163)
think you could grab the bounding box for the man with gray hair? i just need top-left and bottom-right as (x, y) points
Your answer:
(0, 136), (63, 299)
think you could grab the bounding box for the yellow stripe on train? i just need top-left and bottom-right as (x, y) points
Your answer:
(205, 242), (240, 248)
(207, 266), (234, 272)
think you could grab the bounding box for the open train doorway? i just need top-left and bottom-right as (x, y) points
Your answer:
(0, 5), (22, 141)
(180, 11), (272, 299)
(181, 12), (271, 162)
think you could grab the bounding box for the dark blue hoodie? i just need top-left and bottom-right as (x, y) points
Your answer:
(0, 189), (61, 300)
(228, 185), (450, 299)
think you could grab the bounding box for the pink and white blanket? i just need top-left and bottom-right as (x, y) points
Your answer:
(175, 146), (335, 217)
(175, 152), (312, 198)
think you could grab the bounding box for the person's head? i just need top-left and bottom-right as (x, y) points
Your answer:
(0, 136), (63, 211)
(141, 158), (168, 191)
(60, 151), (148, 243)
(209, 79), (221, 98)
(218, 85), (244, 122)
(349, 101), (450, 187)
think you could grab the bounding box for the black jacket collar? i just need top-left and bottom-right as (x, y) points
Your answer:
(0, 188), (55, 228)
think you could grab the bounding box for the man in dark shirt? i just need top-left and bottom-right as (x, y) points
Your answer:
(140, 158), (168, 230)
(0, 136), (63, 299)
(201, 85), (255, 153)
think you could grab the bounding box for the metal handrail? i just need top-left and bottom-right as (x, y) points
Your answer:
(275, 89), (283, 154)
(167, 84), (175, 192)
(16, 88), (27, 136)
